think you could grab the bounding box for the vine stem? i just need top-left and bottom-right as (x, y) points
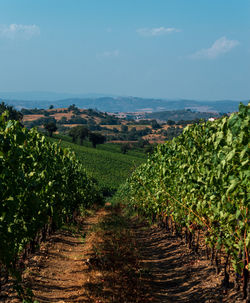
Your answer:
(163, 190), (211, 231)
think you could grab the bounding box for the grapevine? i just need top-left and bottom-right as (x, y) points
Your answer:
(121, 103), (249, 299)
(0, 112), (100, 297)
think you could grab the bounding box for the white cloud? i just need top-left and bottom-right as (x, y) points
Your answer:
(0, 24), (40, 40)
(190, 36), (239, 59)
(97, 50), (120, 58)
(137, 27), (180, 36)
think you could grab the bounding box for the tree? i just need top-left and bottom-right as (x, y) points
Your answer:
(68, 126), (88, 144)
(34, 117), (56, 127)
(58, 116), (68, 124)
(121, 124), (128, 132)
(101, 115), (119, 125)
(49, 105), (54, 109)
(68, 127), (78, 143)
(68, 116), (87, 124)
(151, 119), (161, 129)
(21, 108), (32, 115)
(44, 122), (57, 137)
(0, 102), (23, 121)
(68, 104), (77, 112)
(120, 143), (130, 154)
(77, 126), (89, 145)
(89, 132), (106, 148)
(130, 127), (136, 133)
(137, 139), (148, 148)
(167, 120), (175, 126)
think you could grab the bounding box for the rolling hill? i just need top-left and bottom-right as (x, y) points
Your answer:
(1, 92), (247, 113)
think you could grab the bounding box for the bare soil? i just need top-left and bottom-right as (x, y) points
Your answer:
(134, 220), (243, 303)
(0, 206), (244, 303)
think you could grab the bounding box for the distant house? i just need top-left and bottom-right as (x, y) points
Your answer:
(208, 117), (217, 122)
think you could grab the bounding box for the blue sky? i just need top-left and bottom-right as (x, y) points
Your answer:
(0, 0), (249, 100)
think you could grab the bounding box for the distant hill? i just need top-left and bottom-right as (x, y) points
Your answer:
(0, 93), (247, 113)
(0, 91), (111, 101)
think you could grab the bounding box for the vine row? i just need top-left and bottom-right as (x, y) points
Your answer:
(0, 112), (101, 298)
(121, 103), (249, 300)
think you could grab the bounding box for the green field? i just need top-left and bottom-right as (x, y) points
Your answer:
(49, 134), (146, 193)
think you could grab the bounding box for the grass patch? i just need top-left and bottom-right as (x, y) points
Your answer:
(48, 136), (145, 193)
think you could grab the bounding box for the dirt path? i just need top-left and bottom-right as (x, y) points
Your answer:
(1, 209), (108, 303)
(1, 206), (243, 303)
(29, 209), (108, 303)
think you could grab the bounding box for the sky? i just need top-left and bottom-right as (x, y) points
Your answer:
(0, 0), (249, 100)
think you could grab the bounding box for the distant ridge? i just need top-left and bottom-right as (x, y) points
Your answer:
(0, 92), (247, 113)
(0, 91), (112, 101)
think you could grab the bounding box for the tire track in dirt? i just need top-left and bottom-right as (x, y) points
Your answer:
(1, 208), (108, 303)
(2, 207), (243, 303)
(134, 221), (243, 303)
(29, 209), (108, 303)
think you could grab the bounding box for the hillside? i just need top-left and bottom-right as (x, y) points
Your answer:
(20, 105), (225, 145)
(49, 135), (146, 194)
(1, 93), (247, 113)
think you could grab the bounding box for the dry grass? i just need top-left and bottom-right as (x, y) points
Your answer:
(22, 114), (45, 121)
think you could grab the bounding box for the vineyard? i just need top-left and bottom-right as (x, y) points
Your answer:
(0, 112), (101, 298)
(0, 103), (249, 302)
(120, 103), (249, 299)
(48, 135), (145, 194)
